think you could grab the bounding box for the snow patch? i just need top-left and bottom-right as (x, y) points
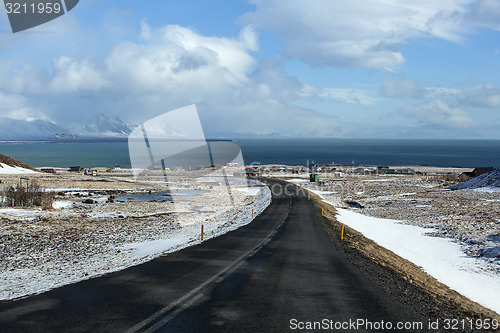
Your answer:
(233, 187), (265, 195)
(337, 208), (500, 314)
(0, 163), (37, 174)
(124, 236), (192, 257)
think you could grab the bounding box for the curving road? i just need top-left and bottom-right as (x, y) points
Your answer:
(0, 180), (443, 332)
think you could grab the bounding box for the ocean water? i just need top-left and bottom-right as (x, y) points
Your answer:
(0, 139), (499, 168)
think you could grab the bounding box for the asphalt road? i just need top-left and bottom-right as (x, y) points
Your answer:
(0, 180), (442, 332)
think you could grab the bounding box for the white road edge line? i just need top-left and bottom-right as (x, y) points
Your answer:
(143, 293), (205, 333)
(125, 194), (292, 333)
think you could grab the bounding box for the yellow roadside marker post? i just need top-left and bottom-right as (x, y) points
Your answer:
(252, 209), (254, 217)
(321, 208), (324, 216)
(201, 225), (204, 241)
(341, 225), (344, 240)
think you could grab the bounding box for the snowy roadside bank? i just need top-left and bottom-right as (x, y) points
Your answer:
(303, 184), (500, 315)
(0, 185), (271, 301)
(336, 208), (500, 315)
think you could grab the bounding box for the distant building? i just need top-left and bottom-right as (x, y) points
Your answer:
(396, 168), (416, 175)
(234, 168), (262, 178)
(352, 167), (365, 174)
(68, 166), (82, 172)
(353, 167), (375, 175)
(458, 171), (475, 182)
(114, 164), (121, 169)
(473, 167), (494, 177)
(246, 168), (262, 177)
(41, 168), (55, 174)
(458, 167), (494, 182)
(84, 168), (99, 176)
(310, 173), (320, 182)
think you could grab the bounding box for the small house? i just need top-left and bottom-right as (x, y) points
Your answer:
(473, 167), (494, 177)
(84, 168), (99, 176)
(246, 168), (262, 177)
(458, 171), (475, 182)
(69, 166), (82, 172)
(41, 168), (55, 174)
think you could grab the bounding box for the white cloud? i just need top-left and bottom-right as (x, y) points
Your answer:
(425, 86), (462, 98)
(380, 76), (424, 99)
(398, 100), (476, 128)
(319, 88), (375, 105)
(0, 23), (344, 136)
(0, 23), (259, 96)
(0, 91), (45, 121)
(460, 84), (500, 108)
(239, 0), (480, 69)
(425, 84), (500, 108)
(49, 56), (112, 93)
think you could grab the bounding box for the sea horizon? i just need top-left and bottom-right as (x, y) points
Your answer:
(1, 138), (500, 169)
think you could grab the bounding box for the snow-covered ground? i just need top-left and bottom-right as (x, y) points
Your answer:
(336, 208), (500, 314)
(123, 185), (271, 259)
(0, 163), (37, 174)
(0, 182), (271, 301)
(305, 184), (500, 314)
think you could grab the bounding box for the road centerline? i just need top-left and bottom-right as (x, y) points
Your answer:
(125, 195), (292, 333)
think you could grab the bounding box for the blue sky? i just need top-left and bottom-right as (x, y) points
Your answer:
(0, 0), (499, 138)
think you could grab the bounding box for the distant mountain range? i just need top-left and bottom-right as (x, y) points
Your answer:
(0, 113), (134, 140)
(0, 112), (293, 141)
(70, 114), (133, 138)
(0, 117), (71, 140)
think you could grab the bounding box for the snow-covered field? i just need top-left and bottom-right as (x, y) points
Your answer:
(0, 172), (271, 301)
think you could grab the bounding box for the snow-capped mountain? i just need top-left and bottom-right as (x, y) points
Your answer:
(0, 111), (134, 140)
(0, 117), (71, 140)
(450, 168), (500, 191)
(72, 114), (133, 138)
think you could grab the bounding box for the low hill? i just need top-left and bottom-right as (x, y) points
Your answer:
(0, 154), (38, 174)
(449, 168), (500, 191)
